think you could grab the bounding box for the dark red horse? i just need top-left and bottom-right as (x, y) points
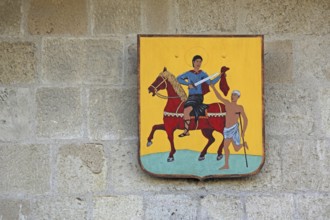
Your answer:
(147, 68), (228, 162)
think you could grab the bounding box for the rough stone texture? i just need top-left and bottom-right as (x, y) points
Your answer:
(320, 88), (330, 137)
(31, 197), (87, 220)
(88, 88), (137, 140)
(178, 0), (237, 33)
(239, 0), (330, 34)
(200, 194), (243, 219)
(296, 194), (330, 219)
(124, 37), (138, 86)
(57, 143), (107, 194)
(264, 40), (293, 83)
(0, 0), (21, 35)
(281, 139), (330, 191)
(0, 42), (36, 84)
(246, 194), (295, 219)
(141, 0), (175, 34)
(0, 144), (50, 194)
(0, 199), (31, 220)
(36, 87), (83, 139)
(145, 194), (199, 220)
(265, 85), (314, 136)
(0, 88), (34, 142)
(42, 38), (123, 84)
(28, 0), (87, 35)
(294, 37), (330, 83)
(93, 0), (141, 34)
(93, 196), (143, 220)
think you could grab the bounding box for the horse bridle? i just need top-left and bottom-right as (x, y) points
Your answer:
(150, 75), (180, 99)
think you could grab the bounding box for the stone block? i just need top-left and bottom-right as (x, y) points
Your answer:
(265, 85), (314, 136)
(0, 42), (36, 84)
(88, 88), (137, 140)
(0, 88), (34, 142)
(93, 195), (143, 220)
(141, 0), (176, 34)
(36, 87), (83, 139)
(177, 0), (236, 33)
(239, 0), (330, 34)
(264, 40), (293, 83)
(0, 144), (50, 194)
(295, 37), (330, 83)
(0, 199), (31, 220)
(124, 37), (137, 86)
(296, 194), (330, 219)
(28, 0), (87, 35)
(0, 0), (21, 35)
(281, 139), (330, 191)
(56, 143), (107, 194)
(94, 0), (141, 34)
(200, 194), (243, 219)
(145, 195), (199, 220)
(245, 194), (295, 219)
(31, 197), (87, 219)
(320, 88), (330, 137)
(41, 38), (123, 84)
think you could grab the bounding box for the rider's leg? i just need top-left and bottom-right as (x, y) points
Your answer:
(179, 106), (192, 137)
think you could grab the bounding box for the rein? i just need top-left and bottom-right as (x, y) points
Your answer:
(151, 75), (181, 99)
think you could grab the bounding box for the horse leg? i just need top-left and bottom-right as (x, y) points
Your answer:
(166, 129), (176, 162)
(217, 139), (224, 160)
(198, 129), (215, 161)
(147, 124), (165, 146)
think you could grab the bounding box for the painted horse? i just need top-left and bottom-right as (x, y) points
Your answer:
(147, 68), (228, 162)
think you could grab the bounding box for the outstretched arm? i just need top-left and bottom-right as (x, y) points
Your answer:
(210, 84), (229, 104)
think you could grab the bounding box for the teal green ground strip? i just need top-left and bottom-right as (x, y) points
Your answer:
(141, 150), (263, 177)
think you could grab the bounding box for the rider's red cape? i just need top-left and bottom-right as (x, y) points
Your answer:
(202, 75), (230, 96)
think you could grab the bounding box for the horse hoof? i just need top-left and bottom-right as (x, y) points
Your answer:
(198, 156), (205, 161)
(217, 155), (223, 161)
(167, 157), (174, 162)
(146, 141), (152, 147)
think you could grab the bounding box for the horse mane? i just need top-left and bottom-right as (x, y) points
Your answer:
(160, 71), (187, 101)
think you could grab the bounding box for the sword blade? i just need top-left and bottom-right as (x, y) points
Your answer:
(194, 72), (220, 86)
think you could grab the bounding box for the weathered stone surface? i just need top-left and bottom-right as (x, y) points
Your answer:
(0, 42), (36, 84)
(265, 40), (293, 83)
(124, 37), (137, 86)
(200, 194), (243, 219)
(36, 87), (82, 139)
(281, 139), (330, 191)
(0, 0), (21, 35)
(93, 195), (143, 220)
(88, 88), (137, 140)
(296, 194), (330, 219)
(31, 197), (87, 219)
(239, 0), (330, 34)
(57, 143), (107, 194)
(145, 195), (199, 220)
(320, 89), (330, 137)
(94, 0), (141, 34)
(295, 37), (330, 83)
(42, 38), (123, 84)
(0, 144), (50, 194)
(0, 88), (34, 142)
(0, 199), (31, 220)
(246, 194), (295, 219)
(141, 0), (175, 33)
(178, 0), (237, 33)
(265, 85), (314, 136)
(28, 0), (87, 35)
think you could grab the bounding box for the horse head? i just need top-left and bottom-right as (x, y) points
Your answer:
(148, 67), (168, 96)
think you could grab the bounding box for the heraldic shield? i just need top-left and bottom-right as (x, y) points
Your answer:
(138, 35), (264, 180)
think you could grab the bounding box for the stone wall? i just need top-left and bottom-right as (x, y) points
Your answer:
(0, 0), (329, 219)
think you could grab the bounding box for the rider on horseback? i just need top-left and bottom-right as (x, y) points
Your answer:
(176, 55), (221, 137)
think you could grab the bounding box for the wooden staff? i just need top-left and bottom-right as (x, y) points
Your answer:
(238, 113), (248, 167)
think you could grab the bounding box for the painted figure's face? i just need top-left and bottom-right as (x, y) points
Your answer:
(231, 93), (240, 102)
(193, 59), (202, 69)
